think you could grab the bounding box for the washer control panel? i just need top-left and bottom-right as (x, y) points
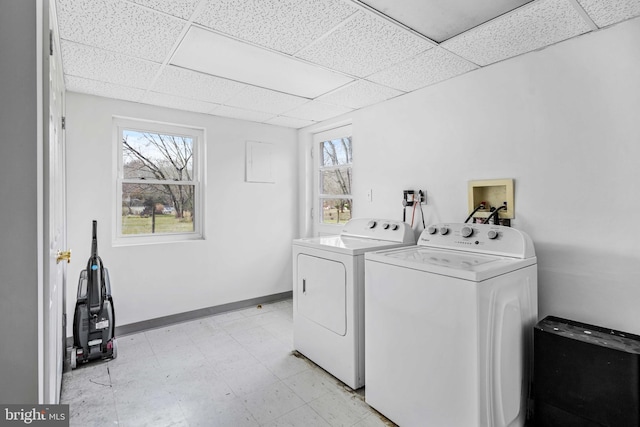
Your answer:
(418, 223), (535, 258)
(342, 218), (415, 244)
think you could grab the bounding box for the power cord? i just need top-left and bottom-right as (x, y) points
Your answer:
(464, 203), (486, 223)
(484, 204), (507, 225)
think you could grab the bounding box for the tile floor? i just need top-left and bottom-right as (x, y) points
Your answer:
(61, 299), (394, 427)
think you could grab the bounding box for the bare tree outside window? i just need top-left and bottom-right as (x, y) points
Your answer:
(319, 137), (352, 224)
(121, 130), (196, 235)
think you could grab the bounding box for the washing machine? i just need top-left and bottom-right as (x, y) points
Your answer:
(292, 218), (416, 389)
(364, 222), (538, 427)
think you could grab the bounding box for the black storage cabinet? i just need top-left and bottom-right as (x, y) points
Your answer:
(534, 316), (640, 426)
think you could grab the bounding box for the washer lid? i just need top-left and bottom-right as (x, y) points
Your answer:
(366, 246), (536, 281)
(293, 235), (414, 255)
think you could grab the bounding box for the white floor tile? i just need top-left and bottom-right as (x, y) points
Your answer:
(181, 396), (259, 427)
(154, 346), (208, 372)
(308, 388), (374, 427)
(260, 350), (312, 380)
(241, 381), (305, 424)
(116, 393), (187, 427)
(352, 412), (395, 426)
(62, 298), (391, 426)
(145, 323), (196, 354)
(219, 362), (281, 396)
(264, 404), (331, 427)
(282, 367), (337, 403)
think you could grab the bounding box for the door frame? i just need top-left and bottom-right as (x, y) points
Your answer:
(39, 0), (68, 404)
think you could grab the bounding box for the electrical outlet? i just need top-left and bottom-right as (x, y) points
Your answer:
(403, 190), (415, 206)
(418, 190), (426, 204)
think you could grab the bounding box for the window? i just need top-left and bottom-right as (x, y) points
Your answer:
(314, 125), (353, 229)
(114, 117), (204, 243)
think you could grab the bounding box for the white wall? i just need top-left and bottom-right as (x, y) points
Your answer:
(65, 93), (298, 335)
(300, 18), (640, 334)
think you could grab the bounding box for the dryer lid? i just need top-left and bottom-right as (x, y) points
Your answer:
(294, 234), (413, 255)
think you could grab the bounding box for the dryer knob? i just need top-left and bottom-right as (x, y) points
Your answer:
(427, 226), (438, 235)
(367, 220), (377, 229)
(391, 224), (399, 231)
(487, 229), (499, 240)
(461, 226), (474, 238)
(439, 227), (449, 235)
(382, 223), (390, 229)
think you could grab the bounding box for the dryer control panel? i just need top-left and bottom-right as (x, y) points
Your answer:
(419, 222), (535, 259)
(341, 218), (415, 244)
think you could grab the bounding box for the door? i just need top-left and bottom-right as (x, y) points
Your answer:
(43, 0), (67, 404)
(296, 254), (347, 335)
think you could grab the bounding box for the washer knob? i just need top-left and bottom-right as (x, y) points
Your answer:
(382, 223), (390, 229)
(367, 220), (377, 229)
(461, 226), (474, 238)
(427, 226), (438, 235)
(439, 227), (449, 235)
(487, 229), (499, 240)
(390, 224), (399, 231)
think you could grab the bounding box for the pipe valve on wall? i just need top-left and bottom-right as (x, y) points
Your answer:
(403, 189), (426, 228)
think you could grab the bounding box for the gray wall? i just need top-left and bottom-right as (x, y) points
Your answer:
(0, 0), (40, 403)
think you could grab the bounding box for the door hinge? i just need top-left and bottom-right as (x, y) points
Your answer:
(61, 117), (66, 130)
(311, 208), (314, 219)
(49, 29), (53, 56)
(310, 147), (313, 159)
(62, 313), (66, 328)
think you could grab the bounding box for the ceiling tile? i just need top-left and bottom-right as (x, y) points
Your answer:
(194, 0), (358, 55)
(151, 65), (247, 104)
(141, 92), (218, 114)
(56, 0), (186, 62)
(65, 76), (146, 102)
(171, 27), (353, 98)
(296, 11), (435, 77)
(224, 86), (309, 115)
(266, 116), (317, 129)
(129, 0), (202, 20)
(368, 47), (478, 92)
(60, 41), (161, 90)
(283, 101), (353, 122)
(442, 0), (593, 66)
(210, 105), (276, 123)
(576, 0), (640, 27)
(358, 0), (534, 42)
(317, 80), (404, 109)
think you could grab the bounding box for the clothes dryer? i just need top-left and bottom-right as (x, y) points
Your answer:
(292, 218), (415, 389)
(364, 223), (538, 427)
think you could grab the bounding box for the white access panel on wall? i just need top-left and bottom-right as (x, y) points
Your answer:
(245, 140), (274, 183)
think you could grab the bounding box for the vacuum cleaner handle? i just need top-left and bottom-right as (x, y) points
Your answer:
(91, 220), (98, 257)
(87, 220), (104, 315)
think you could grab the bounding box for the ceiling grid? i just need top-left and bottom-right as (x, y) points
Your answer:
(55, 0), (640, 128)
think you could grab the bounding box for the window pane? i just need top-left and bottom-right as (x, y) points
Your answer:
(122, 183), (195, 235)
(122, 130), (193, 181)
(321, 198), (352, 224)
(321, 137), (352, 167)
(320, 168), (352, 195)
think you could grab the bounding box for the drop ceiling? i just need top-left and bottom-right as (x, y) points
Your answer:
(55, 0), (640, 129)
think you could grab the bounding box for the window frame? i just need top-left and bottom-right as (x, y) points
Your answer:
(113, 116), (205, 245)
(313, 124), (353, 235)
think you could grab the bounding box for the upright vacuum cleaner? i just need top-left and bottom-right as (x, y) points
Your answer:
(70, 220), (117, 368)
